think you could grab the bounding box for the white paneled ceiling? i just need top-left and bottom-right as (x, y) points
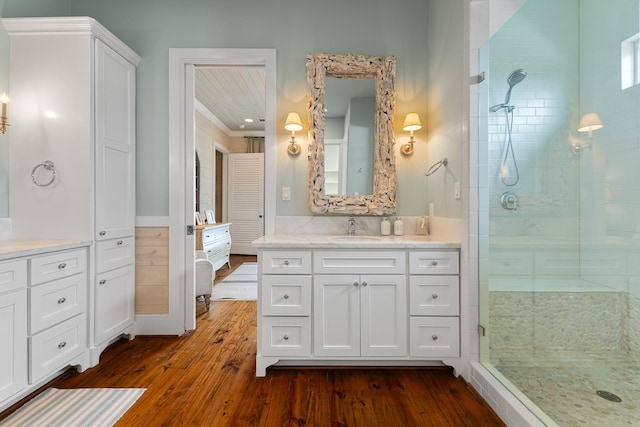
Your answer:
(195, 65), (265, 135)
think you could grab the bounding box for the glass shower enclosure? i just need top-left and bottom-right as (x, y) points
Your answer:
(478, 0), (640, 425)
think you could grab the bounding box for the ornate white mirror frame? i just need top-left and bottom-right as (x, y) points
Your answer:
(306, 52), (397, 215)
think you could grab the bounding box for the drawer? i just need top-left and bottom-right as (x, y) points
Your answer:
(262, 251), (312, 274)
(0, 258), (27, 294)
(409, 251), (459, 275)
(314, 251), (406, 274)
(96, 237), (134, 273)
(202, 227), (230, 245)
(29, 274), (86, 334)
(29, 248), (87, 285)
(203, 241), (231, 258)
(409, 275), (459, 316)
(261, 316), (311, 356)
(409, 316), (459, 358)
(261, 275), (311, 316)
(29, 314), (86, 383)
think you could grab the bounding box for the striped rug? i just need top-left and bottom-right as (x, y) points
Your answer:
(0, 388), (145, 427)
(212, 262), (257, 300)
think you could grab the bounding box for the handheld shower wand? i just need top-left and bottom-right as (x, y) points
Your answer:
(490, 69), (527, 187)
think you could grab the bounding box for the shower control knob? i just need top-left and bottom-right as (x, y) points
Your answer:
(500, 191), (519, 211)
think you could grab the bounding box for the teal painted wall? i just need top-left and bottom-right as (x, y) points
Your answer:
(1, 0), (465, 219)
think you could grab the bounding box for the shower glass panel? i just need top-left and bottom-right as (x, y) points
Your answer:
(479, 0), (640, 425)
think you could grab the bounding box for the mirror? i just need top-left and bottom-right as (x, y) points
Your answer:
(306, 52), (397, 215)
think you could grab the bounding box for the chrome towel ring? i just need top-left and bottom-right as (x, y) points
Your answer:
(31, 160), (57, 187)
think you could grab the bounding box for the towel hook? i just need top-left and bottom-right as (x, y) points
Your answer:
(425, 158), (448, 176)
(31, 160), (57, 187)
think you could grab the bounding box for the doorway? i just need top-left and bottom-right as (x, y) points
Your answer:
(168, 48), (276, 333)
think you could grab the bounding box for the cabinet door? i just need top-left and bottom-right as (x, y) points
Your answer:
(0, 290), (27, 402)
(313, 274), (360, 357)
(95, 265), (134, 345)
(95, 39), (136, 241)
(360, 275), (407, 356)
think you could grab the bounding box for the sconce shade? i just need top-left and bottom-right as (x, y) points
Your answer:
(284, 112), (303, 132)
(577, 112), (603, 133)
(402, 112), (422, 132)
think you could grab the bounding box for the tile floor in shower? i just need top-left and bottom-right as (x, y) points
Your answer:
(492, 350), (640, 426)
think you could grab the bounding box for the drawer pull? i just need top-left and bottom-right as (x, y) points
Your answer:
(117, 240), (124, 246)
(432, 294), (438, 299)
(57, 297), (67, 304)
(58, 263), (67, 270)
(431, 261), (438, 266)
(283, 294), (290, 299)
(283, 335), (289, 341)
(99, 279), (107, 285)
(361, 281), (368, 287)
(284, 260), (290, 266)
(58, 341), (67, 349)
(431, 335), (438, 341)
(99, 231), (106, 236)
(353, 281), (359, 287)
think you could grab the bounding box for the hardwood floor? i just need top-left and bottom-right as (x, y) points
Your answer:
(1, 256), (505, 427)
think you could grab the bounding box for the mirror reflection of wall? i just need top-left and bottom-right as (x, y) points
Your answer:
(324, 76), (376, 196)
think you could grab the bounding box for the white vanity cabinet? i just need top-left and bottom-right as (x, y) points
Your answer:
(313, 251), (407, 357)
(0, 243), (90, 413)
(408, 251), (460, 358)
(0, 259), (27, 404)
(254, 238), (461, 377)
(4, 17), (141, 365)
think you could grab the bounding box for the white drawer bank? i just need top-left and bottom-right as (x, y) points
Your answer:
(0, 240), (90, 412)
(253, 234), (461, 377)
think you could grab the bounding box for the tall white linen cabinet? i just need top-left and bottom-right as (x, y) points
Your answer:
(4, 17), (141, 365)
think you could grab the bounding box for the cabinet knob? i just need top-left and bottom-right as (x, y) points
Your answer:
(431, 261), (438, 266)
(431, 335), (438, 341)
(57, 297), (66, 305)
(99, 231), (106, 236)
(117, 240), (124, 246)
(58, 263), (67, 270)
(58, 341), (67, 349)
(353, 281), (359, 287)
(99, 279), (107, 285)
(361, 281), (368, 287)
(432, 294), (438, 299)
(283, 294), (289, 299)
(284, 260), (290, 266)
(283, 335), (289, 341)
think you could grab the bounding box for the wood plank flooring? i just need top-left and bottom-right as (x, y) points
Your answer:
(1, 256), (506, 427)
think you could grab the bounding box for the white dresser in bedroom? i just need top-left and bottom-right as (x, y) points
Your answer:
(196, 223), (232, 271)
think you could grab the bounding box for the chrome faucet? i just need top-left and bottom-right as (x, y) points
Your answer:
(347, 216), (356, 236)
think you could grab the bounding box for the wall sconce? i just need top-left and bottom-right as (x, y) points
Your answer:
(0, 93), (9, 134)
(284, 112), (303, 155)
(573, 112), (603, 155)
(401, 112), (422, 155)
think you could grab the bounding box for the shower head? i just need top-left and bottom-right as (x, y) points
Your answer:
(504, 69), (527, 104)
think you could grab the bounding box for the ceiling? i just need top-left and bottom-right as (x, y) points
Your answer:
(195, 65), (266, 135)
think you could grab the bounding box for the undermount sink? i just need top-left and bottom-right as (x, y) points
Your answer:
(329, 235), (381, 242)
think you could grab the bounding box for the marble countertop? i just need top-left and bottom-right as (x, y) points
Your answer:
(252, 234), (460, 249)
(0, 239), (91, 261)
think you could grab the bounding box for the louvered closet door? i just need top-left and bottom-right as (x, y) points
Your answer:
(227, 153), (264, 255)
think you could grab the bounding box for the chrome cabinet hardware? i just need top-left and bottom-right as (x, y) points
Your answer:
(58, 341), (67, 349)
(57, 297), (66, 304)
(99, 279), (106, 285)
(283, 294), (290, 299)
(58, 263), (67, 269)
(432, 335), (438, 341)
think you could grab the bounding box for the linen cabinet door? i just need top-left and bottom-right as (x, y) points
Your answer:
(313, 274), (360, 357)
(360, 275), (407, 357)
(95, 38), (136, 241)
(94, 266), (135, 345)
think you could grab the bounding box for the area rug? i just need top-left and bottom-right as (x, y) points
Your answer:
(213, 262), (257, 300)
(0, 388), (145, 427)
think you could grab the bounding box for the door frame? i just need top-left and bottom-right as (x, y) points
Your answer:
(168, 48), (276, 332)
